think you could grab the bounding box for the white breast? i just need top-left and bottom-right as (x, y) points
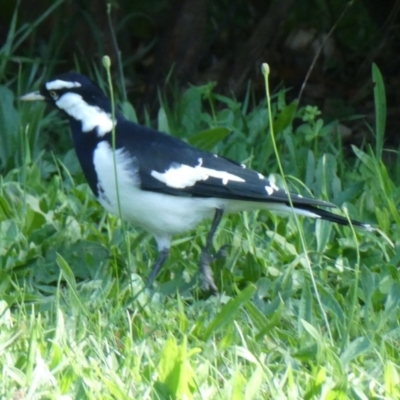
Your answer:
(92, 141), (218, 236)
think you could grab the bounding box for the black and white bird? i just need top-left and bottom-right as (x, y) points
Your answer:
(21, 72), (371, 292)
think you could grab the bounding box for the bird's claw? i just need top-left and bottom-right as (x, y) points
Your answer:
(213, 244), (231, 260)
(199, 244), (230, 293)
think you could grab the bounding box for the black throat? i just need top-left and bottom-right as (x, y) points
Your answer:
(69, 118), (102, 196)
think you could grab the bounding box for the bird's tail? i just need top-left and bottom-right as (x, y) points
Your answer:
(296, 204), (373, 231)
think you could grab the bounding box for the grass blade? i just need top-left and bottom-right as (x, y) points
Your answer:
(372, 63), (386, 160)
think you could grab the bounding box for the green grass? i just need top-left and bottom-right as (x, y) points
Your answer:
(1, 14), (400, 399)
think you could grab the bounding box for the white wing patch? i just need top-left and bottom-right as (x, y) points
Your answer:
(151, 158), (245, 189)
(55, 92), (115, 136)
(265, 186), (274, 195)
(268, 175), (280, 191)
(46, 80), (82, 90)
(263, 174), (282, 196)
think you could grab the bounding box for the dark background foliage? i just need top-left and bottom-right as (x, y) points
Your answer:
(1, 0), (400, 141)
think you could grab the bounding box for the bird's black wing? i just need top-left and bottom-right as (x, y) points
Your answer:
(114, 122), (335, 210)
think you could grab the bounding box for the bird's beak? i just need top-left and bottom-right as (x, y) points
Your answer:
(20, 91), (46, 101)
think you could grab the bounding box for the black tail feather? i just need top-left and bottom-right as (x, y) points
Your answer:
(299, 205), (373, 231)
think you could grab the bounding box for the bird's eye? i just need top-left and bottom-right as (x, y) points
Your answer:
(49, 90), (58, 100)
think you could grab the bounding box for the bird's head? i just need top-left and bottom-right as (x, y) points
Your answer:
(21, 72), (117, 136)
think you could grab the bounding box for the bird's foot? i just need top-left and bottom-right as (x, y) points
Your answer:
(199, 245), (231, 293)
(214, 244), (231, 260)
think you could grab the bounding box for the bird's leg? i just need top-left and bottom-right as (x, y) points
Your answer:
(146, 248), (170, 288)
(200, 208), (224, 293)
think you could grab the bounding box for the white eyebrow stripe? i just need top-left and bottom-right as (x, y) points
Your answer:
(46, 80), (82, 90)
(151, 158), (245, 189)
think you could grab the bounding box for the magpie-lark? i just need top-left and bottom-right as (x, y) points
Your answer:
(21, 72), (371, 292)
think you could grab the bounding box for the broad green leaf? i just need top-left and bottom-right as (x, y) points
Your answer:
(56, 253), (89, 317)
(315, 219), (331, 254)
(273, 100), (298, 133)
(244, 364), (264, 400)
(213, 93), (241, 110)
(351, 146), (374, 173)
(300, 319), (323, 342)
(231, 371), (246, 400)
(384, 361), (400, 398)
(0, 86), (19, 167)
(340, 336), (371, 366)
(181, 87), (203, 131)
(384, 283), (400, 317)
(305, 150), (315, 189)
(157, 106), (170, 134)
(120, 100), (138, 123)
(56, 253), (76, 290)
(320, 289), (345, 323)
(298, 280), (313, 334)
(245, 299), (270, 332)
(157, 336), (196, 400)
(203, 285), (256, 340)
(266, 231), (297, 256)
(188, 127), (231, 151)
(372, 63), (386, 159)
(0, 195), (12, 219)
